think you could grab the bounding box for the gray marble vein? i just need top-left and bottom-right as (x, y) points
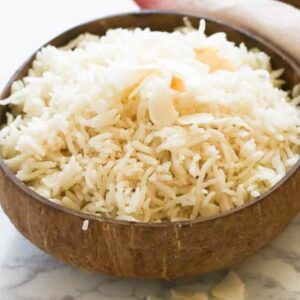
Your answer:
(1, 207), (300, 300)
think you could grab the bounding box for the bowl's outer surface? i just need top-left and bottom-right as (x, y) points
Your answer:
(1, 11), (300, 279)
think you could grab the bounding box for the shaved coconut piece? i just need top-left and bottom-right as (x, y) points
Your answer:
(212, 271), (245, 300)
(171, 76), (186, 92)
(145, 77), (178, 127)
(178, 113), (215, 125)
(171, 290), (208, 300)
(137, 58), (207, 91)
(195, 47), (236, 72)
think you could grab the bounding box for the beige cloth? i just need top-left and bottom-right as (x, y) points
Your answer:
(138, 0), (300, 65)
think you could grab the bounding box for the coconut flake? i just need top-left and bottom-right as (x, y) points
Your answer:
(144, 77), (178, 127)
(211, 271), (245, 300)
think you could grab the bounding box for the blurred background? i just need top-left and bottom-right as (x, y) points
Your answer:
(135, 0), (300, 9)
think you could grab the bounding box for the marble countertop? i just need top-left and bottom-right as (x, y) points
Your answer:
(1, 1), (300, 299)
(1, 207), (300, 300)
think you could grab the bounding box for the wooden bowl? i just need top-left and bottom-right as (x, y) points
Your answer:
(1, 11), (300, 279)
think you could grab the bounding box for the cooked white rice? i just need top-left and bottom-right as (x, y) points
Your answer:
(1, 22), (300, 222)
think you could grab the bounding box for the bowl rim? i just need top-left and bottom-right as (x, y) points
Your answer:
(1, 10), (300, 228)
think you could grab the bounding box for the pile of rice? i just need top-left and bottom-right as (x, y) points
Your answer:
(1, 21), (300, 222)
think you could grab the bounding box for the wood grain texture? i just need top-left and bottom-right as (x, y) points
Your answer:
(0, 12), (300, 279)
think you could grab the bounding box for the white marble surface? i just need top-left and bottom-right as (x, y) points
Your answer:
(1, 207), (300, 300)
(1, 0), (300, 299)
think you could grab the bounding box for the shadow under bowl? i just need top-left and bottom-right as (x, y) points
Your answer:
(0, 11), (300, 279)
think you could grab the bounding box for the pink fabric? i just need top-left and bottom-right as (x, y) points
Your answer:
(135, 0), (300, 66)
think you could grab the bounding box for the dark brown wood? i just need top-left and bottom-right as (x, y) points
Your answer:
(0, 12), (300, 279)
(282, 0), (300, 9)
